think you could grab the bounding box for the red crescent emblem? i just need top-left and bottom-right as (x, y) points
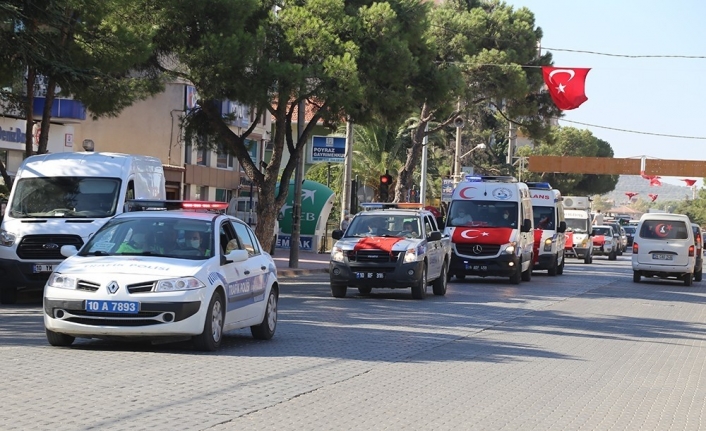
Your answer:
(459, 187), (475, 199)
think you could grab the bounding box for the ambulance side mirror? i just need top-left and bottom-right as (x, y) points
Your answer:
(521, 219), (532, 233)
(558, 221), (567, 233)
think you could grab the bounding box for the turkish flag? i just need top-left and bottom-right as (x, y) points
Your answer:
(592, 235), (605, 247)
(451, 227), (514, 244)
(542, 67), (591, 110)
(565, 231), (574, 248)
(354, 237), (402, 253)
(682, 179), (697, 187)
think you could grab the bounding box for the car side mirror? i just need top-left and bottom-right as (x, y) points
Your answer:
(558, 221), (567, 233)
(521, 219), (532, 233)
(223, 249), (248, 265)
(428, 231), (442, 241)
(61, 245), (78, 257)
(332, 229), (344, 240)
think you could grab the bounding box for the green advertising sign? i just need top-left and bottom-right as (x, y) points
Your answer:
(276, 180), (335, 236)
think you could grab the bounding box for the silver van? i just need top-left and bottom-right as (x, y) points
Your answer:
(632, 213), (696, 286)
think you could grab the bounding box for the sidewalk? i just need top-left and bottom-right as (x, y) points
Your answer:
(271, 248), (330, 277)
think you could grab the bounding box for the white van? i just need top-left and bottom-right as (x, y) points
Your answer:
(632, 213), (696, 286)
(527, 182), (566, 276)
(0, 152), (165, 303)
(445, 175), (534, 284)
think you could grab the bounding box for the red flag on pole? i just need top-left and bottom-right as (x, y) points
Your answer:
(542, 67), (591, 110)
(681, 179), (697, 187)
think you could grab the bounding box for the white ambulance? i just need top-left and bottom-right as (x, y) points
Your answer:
(526, 182), (567, 276)
(562, 196), (594, 264)
(445, 176), (534, 284)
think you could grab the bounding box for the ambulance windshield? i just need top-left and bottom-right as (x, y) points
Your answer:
(447, 201), (518, 228)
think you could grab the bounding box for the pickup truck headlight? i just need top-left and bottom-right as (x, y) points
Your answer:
(403, 248), (418, 263)
(0, 229), (16, 247)
(331, 246), (345, 263)
(154, 277), (205, 292)
(47, 273), (77, 290)
(543, 238), (553, 252)
(502, 242), (517, 254)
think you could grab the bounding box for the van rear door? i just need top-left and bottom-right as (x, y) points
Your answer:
(636, 219), (691, 266)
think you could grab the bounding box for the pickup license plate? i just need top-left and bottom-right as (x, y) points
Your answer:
(85, 300), (139, 314)
(355, 272), (384, 279)
(33, 264), (54, 273)
(652, 254), (673, 261)
(466, 264), (488, 271)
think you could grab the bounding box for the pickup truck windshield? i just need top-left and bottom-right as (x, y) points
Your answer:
(9, 177), (121, 218)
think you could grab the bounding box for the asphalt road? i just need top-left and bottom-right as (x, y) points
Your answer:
(3, 253), (706, 430)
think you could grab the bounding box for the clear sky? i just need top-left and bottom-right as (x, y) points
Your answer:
(509, 0), (706, 187)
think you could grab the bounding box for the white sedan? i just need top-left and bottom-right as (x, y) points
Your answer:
(43, 206), (279, 351)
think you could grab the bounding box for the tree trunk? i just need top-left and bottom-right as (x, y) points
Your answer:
(24, 66), (36, 159)
(0, 159), (12, 191)
(394, 103), (430, 202)
(38, 77), (58, 154)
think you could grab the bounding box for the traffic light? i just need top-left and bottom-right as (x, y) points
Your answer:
(379, 172), (392, 202)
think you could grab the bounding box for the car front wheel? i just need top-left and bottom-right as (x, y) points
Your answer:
(432, 263), (448, 296)
(411, 264), (427, 299)
(46, 328), (75, 347)
(251, 288), (278, 340)
(193, 291), (225, 351)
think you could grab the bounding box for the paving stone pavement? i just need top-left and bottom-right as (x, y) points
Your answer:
(2, 256), (706, 430)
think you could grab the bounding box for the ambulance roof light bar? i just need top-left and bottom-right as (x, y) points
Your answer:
(463, 175), (518, 183)
(525, 182), (553, 190)
(360, 202), (424, 211)
(126, 200), (229, 212)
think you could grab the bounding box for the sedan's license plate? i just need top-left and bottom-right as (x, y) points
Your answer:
(85, 300), (139, 314)
(356, 272), (384, 279)
(652, 254), (673, 261)
(33, 264), (54, 273)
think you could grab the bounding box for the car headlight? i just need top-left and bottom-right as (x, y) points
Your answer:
(47, 273), (77, 290)
(331, 246), (345, 263)
(543, 238), (553, 252)
(403, 248), (418, 263)
(502, 242), (517, 254)
(0, 229), (16, 247)
(154, 277), (205, 292)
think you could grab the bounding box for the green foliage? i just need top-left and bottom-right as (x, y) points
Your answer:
(516, 127), (619, 196)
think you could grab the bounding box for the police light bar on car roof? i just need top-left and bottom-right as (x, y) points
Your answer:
(525, 182), (553, 190)
(463, 175), (518, 183)
(360, 202), (424, 211)
(126, 200), (229, 212)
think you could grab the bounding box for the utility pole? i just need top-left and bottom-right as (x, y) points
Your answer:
(289, 100), (305, 268)
(341, 119), (353, 219)
(453, 101), (462, 185)
(506, 121), (516, 166)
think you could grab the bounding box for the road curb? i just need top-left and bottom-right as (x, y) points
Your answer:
(277, 268), (329, 277)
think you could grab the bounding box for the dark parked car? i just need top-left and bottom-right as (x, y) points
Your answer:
(623, 225), (636, 247)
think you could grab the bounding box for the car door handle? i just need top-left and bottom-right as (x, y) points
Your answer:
(244, 270), (250, 275)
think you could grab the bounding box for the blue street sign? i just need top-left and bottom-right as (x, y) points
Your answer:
(310, 136), (346, 163)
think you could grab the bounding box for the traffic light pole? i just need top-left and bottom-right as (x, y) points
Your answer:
(341, 119), (353, 220)
(289, 100), (305, 268)
(419, 122), (428, 205)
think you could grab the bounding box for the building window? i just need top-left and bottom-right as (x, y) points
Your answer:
(199, 186), (208, 200)
(197, 147), (208, 166)
(215, 188), (233, 203)
(216, 146), (234, 169)
(184, 141), (192, 164)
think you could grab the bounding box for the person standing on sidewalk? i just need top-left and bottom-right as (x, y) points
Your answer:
(340, 211), (350, 231)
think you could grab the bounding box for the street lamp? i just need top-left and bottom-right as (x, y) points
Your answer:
(453, 143), (487, 185)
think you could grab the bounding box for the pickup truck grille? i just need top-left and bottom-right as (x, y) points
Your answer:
(455, 243), (500, 257)
(346, 250), (401, 263)
(17, 235), (84, 260)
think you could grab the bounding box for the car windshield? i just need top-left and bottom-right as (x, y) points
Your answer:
(565, 218), (588, 233)
(79, 217), (214, 260)
(593, 227), (612, 236)
(345, 215), (421, 238)
(9, 177), (121, 218)
(624, 226), (636, 234)
(447, 201), (519, 228)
